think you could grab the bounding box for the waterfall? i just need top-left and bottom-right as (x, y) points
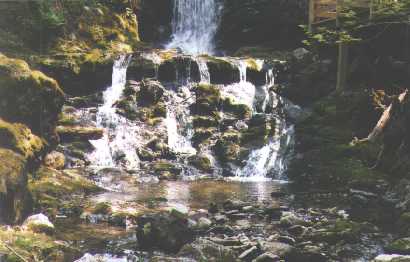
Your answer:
(167, 0), (221, 55)
(88, 55), (141, 170)
(196, 58), (211, 83)
(165, 85), (197, 155)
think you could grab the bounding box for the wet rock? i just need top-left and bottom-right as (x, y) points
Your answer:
(214, 214), (228, 224)
(179, 238), (237, 262)
(209, 202), (219, 214)
(198, 217), (213, 230)
(386, 238), (410, 255)
(56, 126), (104, 141)
(264, 204), (283, 220)
(259, 241), (294, 258)
(293, 48), (310, 61)
(206, 57), (240, 85)
(151, 160), (182, 179)
(288, 225), (307, 237)
(188, 154), (212, 173)
(138, 80), (164, 106)
(280, 212), (305, 227)
(23, 213), (55, 235)
(239, 246), (259, 260)
(44, 151), (65, 170)
(92, 202), (112, 215)
(278, 235), (296, 245)
(373, 254), (410, 262)
(136, 211), (195, 253)
(252, 253), (280, 262)
(224, 200), (246, 211)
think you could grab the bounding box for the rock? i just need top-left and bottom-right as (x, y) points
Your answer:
(259, 241), (294, 258)
(239, 246), (259, 260)
(136, 211), (195, 253)
(206, 57), (240, 85)
(179, 238), (237, 262)
(373, 254), (410, 262)
(214, 214), (228, 224)
(252, 253), (280, 262)
(264, 204), (283, 219)
(56, 126), (104, 141)
(0, 148), (31, 223)
(242, 206), (254, 212)
(44, 151), (65, 170)
(278, 235), (296, 245)
(0, 53), (64, 139)
(0, 119), (44, 159)
(23, 213), (55, 234)
(280, 212), (305, 227)
(293, 48), (310, 60)
(209, 202), (219, 214)
(223, 200), (246, 211)
(386, 238), (410, 255)
(188, 154), (212, 173)
(198, 217), (213, 230)
(138, 80), (164, 106)
(288, 225), (307, 236)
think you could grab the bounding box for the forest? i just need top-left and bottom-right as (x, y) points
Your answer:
(0, 0), (410, 261)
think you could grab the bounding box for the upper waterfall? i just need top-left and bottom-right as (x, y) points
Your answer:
(166, 0), (221, 55)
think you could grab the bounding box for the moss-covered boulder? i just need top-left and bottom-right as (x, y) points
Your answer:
(0, 149), (31, 224)
(222, 97), (252, 119)
(56, 125), (104, 142)
(0, 118), (44, 159)
(29, 167), (99, 217)
(188, 155), (213, 173)
(205, 57), (239, 84)
(191, 84), (222, 116)
(158, 56), (200, 83)
(151, 160), (182, 180)
(0, 53), (64, 140)
(214, 139), (242, 164)
(386, 238), (410, 255)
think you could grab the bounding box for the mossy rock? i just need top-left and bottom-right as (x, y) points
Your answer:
(0, 53), (64, 138)
(56, 125), (103, 141)
(192, 128), (216, 146)
(151, 161), (182, 178)
(138, 80), (164, 106)
(193, 116), (220, 128)
(386, 238), (410, 255)
(29, 167), (99, 217)
(222, 97), (252, 119)
(188, 155), (212, 173)
(204, 56), (239, 84)
(92, 202), (112, 215)
(0, 226), (78, 262)
(0, 148), (31, 224)
(214, 139), (242, 164)
(0, 118), (44, 159)
(158, 56), (200, 83)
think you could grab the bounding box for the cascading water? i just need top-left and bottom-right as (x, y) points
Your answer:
(167, 0), (221, 55)
(88, 55), (141, 170)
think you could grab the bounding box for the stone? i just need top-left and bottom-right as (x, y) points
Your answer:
(197, 217), (213, 230)
(278, 235), (296, 245)
(214, 214), (228, 224)
(23, 213), (55, 234)
(252, 253), (280, 262)
(179, 238), (237, 262)
(386, 238), (410, 255)
(239, 246), (259, 260)
(280, 212), (305, 227)
(136, 211), (195, 253)
(288, 225), (307, 236)
(56, 125), (104, 141)
(259, 241), (294, 258)
(373, 254), (410, 262)
(44, 151), (65, 170)
(293, 48), (310, 60)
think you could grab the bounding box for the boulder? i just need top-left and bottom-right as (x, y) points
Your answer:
(386, 238), (410, 255)
(23, 213), (55, 234)
(259, 241), (294, 258)
(44, 151), (65, 170)
(56, 126), (104, 141)
(179, 239), (237, 262)
(252, 253), (280, 262)
(373, 254), (410, 262)
(0, 53), (64, 139)
(0, 149), (31, 223)
(136, 211), (195, 253)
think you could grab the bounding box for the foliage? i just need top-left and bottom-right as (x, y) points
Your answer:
(301, 0), (410, 48)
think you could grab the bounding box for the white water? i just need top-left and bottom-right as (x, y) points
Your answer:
(167, 0), (221, 55)
(196, 57), (211, 83)
(165, 85), (197, 155)
(88, 55), (141, 170)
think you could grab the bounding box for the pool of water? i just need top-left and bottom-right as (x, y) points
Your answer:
(91, 179), (289, 214)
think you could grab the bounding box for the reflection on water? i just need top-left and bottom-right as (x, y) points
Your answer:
(92, 180), (286, 212)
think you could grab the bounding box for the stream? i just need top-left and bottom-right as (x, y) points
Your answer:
(53, 0), (391, 261)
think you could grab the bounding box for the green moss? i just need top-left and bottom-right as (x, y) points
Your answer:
(29, 166), (100, 216)
(188, 155), (212, 173)
(0, 226), (74, 262)
(222, 98), (252, 119)
(386, 238), (410, 255)
(0, 118), (44, 159)
(93, 202), (112, 215)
